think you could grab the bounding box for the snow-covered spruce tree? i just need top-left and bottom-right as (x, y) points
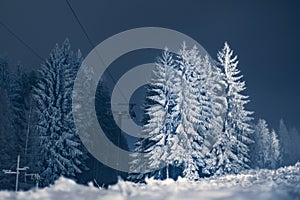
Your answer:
(251, 119), (281, 169)
(130, 45), (220, 181)
(129, 49), (181, 181)
(60, 39), (86, 172)
(278, 119), (292, 166)
(202, 55), (227, 146)
(251, 119), (269, 168)
(201, 56), (228, 177)
(34, 39), (85, 186)
(278, 119), (300, 166)
(72, 65), (96, 167)
(288, 127), (300, 165)
(173, 44), (216, 181)
(207, 42), (253, 175)
(269, 129), (281, 169)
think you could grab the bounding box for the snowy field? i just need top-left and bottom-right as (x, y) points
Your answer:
(1, 163), (299, 200)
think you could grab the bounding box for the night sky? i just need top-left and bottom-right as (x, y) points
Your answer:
(0, 0), (299, 133)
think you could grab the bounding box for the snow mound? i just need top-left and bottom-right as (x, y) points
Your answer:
(0, 163), (299, 200)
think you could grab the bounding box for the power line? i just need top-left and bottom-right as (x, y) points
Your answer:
(65, 1), (135, 170)
(65, 0), (128, 103)
(0, 20), (44, 61)
(65, 0), (94, 48)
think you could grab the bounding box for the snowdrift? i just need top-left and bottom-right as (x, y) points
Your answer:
(1, 163), (299, 200)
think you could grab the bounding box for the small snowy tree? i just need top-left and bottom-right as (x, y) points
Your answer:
(251, 119), (281, 169)
(288, 127), (300, 164)
(251, 119), (270, 168)
(268, 129), (281, 169)
(278, 119), (300, 166)
(278, 119), (291, 166)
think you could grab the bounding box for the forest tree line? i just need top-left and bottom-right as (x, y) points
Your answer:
(0, 39), (299, 190)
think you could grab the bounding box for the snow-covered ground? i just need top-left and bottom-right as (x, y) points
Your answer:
(1, 163), (299, 200)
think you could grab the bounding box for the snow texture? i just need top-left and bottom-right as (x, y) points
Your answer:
(1, 163), (299, 200)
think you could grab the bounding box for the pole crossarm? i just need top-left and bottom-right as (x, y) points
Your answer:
(2, 170), (18, 174)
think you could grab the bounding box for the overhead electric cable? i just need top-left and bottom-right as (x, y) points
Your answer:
(0, 20), (44, 61)
(65, 0), (128, 102)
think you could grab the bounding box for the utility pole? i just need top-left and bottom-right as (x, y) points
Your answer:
(111, 103), (136, 168)
(112, 110), (127, 168)
(2, 155), (29, 192)
(15, 155), (20, 191)
(24, 98), (33, 186)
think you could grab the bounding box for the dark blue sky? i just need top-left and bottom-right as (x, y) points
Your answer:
(0, 0), (299, 132)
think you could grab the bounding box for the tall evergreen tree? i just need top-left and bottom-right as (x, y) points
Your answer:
(201, 55), (228, 176)
(129, 49), (181, 180)
(175, 45), (214, 180)
(34, 39), (85, 186)
(206, 42), (253, 175)
(130, 45), (219, 181)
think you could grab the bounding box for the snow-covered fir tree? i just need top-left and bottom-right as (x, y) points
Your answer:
(72, 65), (96, 166)
(278, 119), (300, 166)
(251, 119), (280, 169)
(130, 45), (220, 181)
(34, 39), (85, 186)
(201, 55), (228, 176)
(278, 119), (290, 166)
(204, 42), (253, 175)
(268, 129), (281, 169)
(288, 127), (300, 164)
(175, 44), (215, 180)
(251, 119), (269, 168)
(129, 49), (182, 181)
